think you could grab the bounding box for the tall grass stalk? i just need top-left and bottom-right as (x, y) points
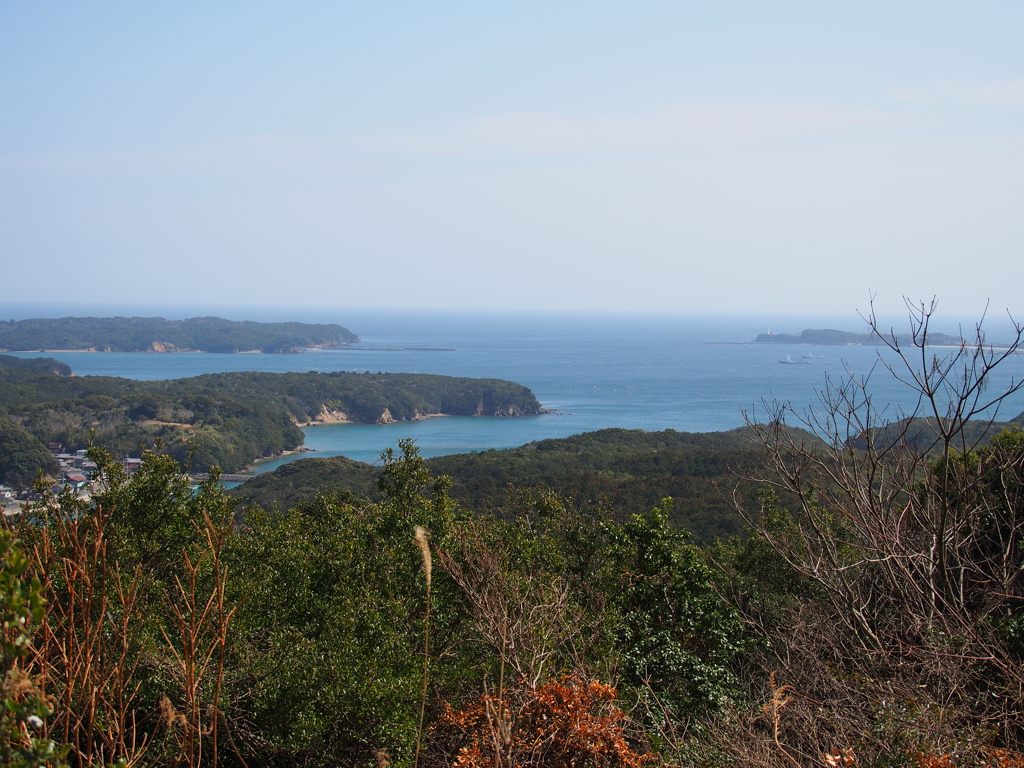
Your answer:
(413, 526), (432, 768)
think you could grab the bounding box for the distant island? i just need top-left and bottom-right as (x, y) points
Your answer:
(0, 316), (360, 353)
(752, 328), (966, 346)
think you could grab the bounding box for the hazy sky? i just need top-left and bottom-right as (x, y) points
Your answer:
(2, 2), (1022, 318)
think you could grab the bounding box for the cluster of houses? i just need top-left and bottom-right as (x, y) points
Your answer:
(51, 447), (99, 491)
(1, 444), (144, 515)
(0, 486), (22, 515)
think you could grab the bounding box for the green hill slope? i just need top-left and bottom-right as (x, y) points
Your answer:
(231, 427), (790, 540)
(0, 354), (73, 376)
(0, 414), (59, 487)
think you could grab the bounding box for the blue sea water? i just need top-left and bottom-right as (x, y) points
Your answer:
(11, 310), (1024, 478)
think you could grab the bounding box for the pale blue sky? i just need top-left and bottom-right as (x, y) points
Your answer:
(2, 2), (1022, 318)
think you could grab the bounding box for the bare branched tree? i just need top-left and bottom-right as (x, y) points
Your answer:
(735, 297), (1024, 753)
(436, 523), (591, 691)
(434, 523), (603, 768)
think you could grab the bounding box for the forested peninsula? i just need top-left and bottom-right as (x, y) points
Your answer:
(0, 315), (359, 353)
(0, 358), (543, 477)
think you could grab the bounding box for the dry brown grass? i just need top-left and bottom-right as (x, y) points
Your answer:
(8, 502), (241, 768)
(15, 504), (150, 767)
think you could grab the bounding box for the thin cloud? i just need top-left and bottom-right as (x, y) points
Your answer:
(374, 101), (905, 158)
(889, 78), (1024, 106)
(0, 100), (908, 174)
(972, 79), (1024, 105)
(0, 134), (346, 176)
(468, 102), (902, 156)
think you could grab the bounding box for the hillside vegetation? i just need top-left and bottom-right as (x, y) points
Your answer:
(12, 412), (1024, 767)
(232, 427), (791, 541)
(234, 415), (1024, 542)
(854, 410), (1024, 452)
(0, 354), (72, 376)
(0, 315), (359, 353)
(0, 414), (58, 487)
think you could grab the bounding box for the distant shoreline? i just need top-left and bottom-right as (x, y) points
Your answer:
(240, 447), (314, 474)
(8, 348), (209, 354)
(6, 346), (456, 354)
(243, 412), (454, 472)
(295, 411), (451, 428)
(704, 340), (1011, 350)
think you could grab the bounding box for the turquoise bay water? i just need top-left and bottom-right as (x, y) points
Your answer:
(15, 311), (1024, 477)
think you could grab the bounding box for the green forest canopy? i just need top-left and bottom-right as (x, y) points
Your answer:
(0, 414), (58, 488)
(0, 354), (72, 376)
(232, 412), (1024, 543)
(232, 426), (800, 542)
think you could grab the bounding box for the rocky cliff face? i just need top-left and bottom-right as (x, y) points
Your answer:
(316, 406), (351, 424)
(474, 401), (537, 417)
(293, 405), (352, 426)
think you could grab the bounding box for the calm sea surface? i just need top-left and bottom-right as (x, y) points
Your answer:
(14, 311), (1024, 477)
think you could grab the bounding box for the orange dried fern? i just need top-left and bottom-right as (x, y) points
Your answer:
(435, 676), (651, 768)
(905, 748), (1024, 768)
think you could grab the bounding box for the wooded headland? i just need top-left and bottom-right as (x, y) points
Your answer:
(0, 357), (543, 479)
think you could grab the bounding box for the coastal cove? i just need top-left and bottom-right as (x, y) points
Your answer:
(12, 311), (1024, 480)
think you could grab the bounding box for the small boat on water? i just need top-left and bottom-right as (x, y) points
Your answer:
(779, 355), (811, 365)
(802, 353), (825, 359)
